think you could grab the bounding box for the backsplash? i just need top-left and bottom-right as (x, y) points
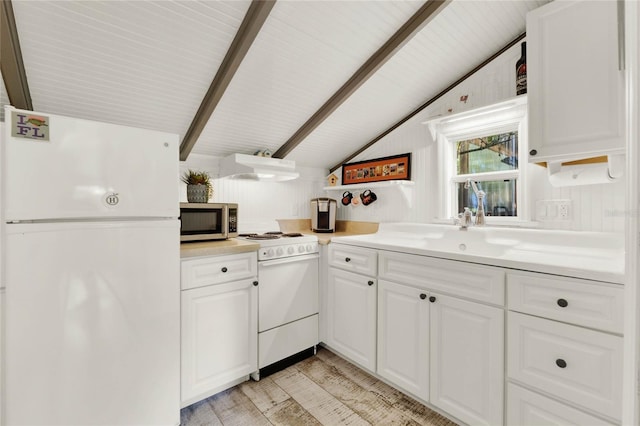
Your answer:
(180, 154), (325, 230)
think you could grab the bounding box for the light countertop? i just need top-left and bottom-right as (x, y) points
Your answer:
(329, 223), (625, 284)
(180, 238), (260, 259)
(277, 219), (378, 245)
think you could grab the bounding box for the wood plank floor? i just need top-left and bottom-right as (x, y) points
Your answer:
(181, 347), (459, 426)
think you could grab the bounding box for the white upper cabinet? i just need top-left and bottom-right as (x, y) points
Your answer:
(527, 0), (625, 163)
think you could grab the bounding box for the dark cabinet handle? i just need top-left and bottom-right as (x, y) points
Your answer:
(529, 149), (537, 156)
(368, 280), (374, 286)
(557, 298), (568, 308)
(345, 257), (351, 262)
(253, 281), (259, 286)
(420, 293), (427, 300)
(221, 267), (228, 273)
(429, 296), (436, 303)
(556, 359), (567, 368)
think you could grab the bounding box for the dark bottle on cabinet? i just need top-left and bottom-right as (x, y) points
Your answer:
(516, 42), (527, 95)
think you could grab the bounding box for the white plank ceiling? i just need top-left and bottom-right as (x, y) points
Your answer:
(286, 0), (549, 167)
(9, 0), (251, 135)
(3, 0), (549, 169)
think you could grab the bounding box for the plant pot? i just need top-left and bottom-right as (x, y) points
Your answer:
(186, 184), (210, 203)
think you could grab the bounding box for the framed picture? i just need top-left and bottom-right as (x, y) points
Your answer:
(341, 153), (411, 185)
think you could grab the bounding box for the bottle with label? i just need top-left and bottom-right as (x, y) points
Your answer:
(516, 42), (527, 95)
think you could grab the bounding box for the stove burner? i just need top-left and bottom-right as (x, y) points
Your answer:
(238, 231), (306, 241)
(243, 234), (280, 240)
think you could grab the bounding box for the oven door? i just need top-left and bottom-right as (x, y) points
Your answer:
(258, 253), (319, 332)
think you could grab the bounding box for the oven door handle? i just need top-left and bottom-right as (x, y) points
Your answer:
(259, 253), (320, 267)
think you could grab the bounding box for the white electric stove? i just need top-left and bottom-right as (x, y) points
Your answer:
(236, 230), (320, 378)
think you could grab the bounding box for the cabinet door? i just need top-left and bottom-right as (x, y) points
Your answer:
(181, 279), (257, 406)
(377, 280), (429, 401)
(430, 293), (504, 426)
(326, 267), (376, 372)
(527, 0), (625, 163)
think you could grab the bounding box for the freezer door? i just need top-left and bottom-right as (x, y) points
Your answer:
(4, 107), (179, 221)
(5, 220), (180, 426)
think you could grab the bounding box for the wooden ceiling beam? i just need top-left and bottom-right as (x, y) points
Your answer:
(1, 0), (33, 110)
(329, 32), (527, 173)
(179, 0), (276, 161)
(272, 0), (451, 160)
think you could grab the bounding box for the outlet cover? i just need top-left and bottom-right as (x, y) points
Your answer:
(536, 199), (572, 222)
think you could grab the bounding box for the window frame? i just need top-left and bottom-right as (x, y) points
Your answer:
(428, 96), (528, 224)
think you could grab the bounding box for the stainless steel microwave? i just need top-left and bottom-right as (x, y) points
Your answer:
(179, 203), (238, 242)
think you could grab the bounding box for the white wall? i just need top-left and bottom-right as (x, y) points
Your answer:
(181, 40), (625, 233)
(331, 40), (626, 233)
(180, 154), (326, 229)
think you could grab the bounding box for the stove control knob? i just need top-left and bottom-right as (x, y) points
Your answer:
(264, 249), (273, 258)
(287, 246), (294, 255)
(306, 244), (312, 252)
(276, 247), (284, 256)
(298, 245), (305, 253)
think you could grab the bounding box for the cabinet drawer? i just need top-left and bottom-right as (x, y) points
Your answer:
(181, 252), (257, 290)
(507, 312), (622, 420)
(379, 251), (505, 305)
(328, 244), (377, 276)
(507, 383), (616, 426)
(508, 272), (624, 333)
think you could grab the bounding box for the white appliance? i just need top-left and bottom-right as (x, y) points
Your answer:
(2, 106), (180, 425)
(236, 231), (319, 376)
(220, 153), (299, 181)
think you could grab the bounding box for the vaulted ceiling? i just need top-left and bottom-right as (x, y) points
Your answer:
(1, 0), (548, 170)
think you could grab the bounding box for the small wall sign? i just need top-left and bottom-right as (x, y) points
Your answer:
(342, 153), (411, 185)
(11, 111), (50, 141)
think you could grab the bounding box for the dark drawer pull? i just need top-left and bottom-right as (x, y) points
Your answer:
(529, 149), (537, 156)
(420, 293), (427, 300)
(429, 296), (436, 303)
(557, 298), (568, 308)
(345, 257), (351, 262)
(556, 359), (567, 368)
(221, 267), (228, 273)
(253, 281), (259, 286)
(368, 280), (374, 286)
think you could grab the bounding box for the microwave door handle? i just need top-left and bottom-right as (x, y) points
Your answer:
(222, 205), (229, 239)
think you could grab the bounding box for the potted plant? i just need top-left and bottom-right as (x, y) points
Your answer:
(181, 169), (212, 203)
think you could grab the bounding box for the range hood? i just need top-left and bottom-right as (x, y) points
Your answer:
(220, 153), (299, 181)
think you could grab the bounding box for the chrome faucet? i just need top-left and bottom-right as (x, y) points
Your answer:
(464, 179), (486, 226)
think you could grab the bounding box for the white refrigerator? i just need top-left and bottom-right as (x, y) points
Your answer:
(2, 106), (181, 425)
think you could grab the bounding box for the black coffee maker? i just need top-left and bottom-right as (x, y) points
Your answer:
(310, 198), (337, 233)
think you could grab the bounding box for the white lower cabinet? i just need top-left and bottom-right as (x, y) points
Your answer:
(508, 311), (622, 420)
(325, 243), (623, 426)
(507, 383), (617, 426)
(377, 280), (505, 425)
(377, 279), (430, 401)
(326, 267), (377, 372)
(180, 278), (257, 407)
(429, 293), (504, 426)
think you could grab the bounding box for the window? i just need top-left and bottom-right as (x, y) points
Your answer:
(428, 97), (528, 223)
